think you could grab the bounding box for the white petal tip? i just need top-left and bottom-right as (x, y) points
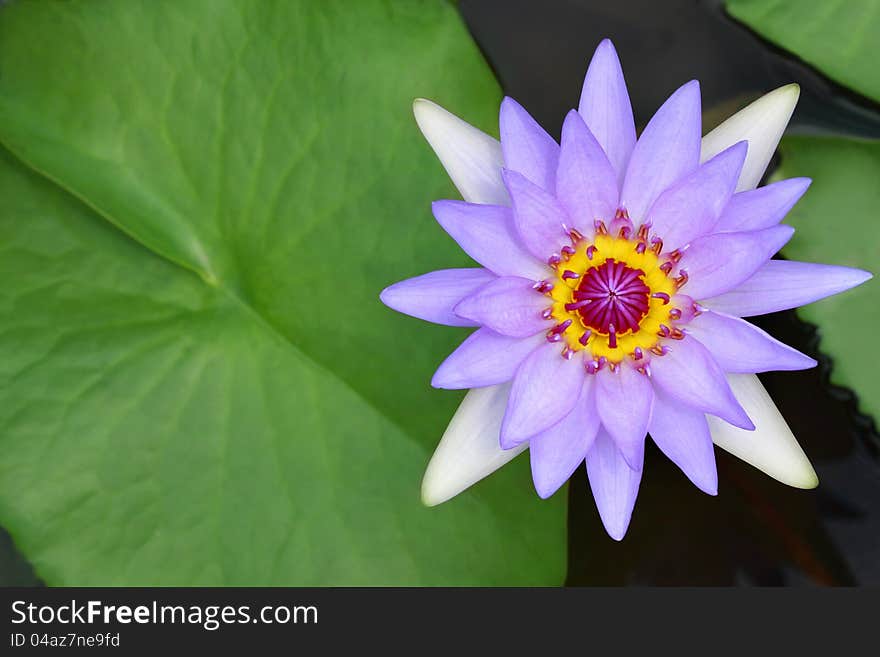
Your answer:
(412, 97), (433, 113)
(420, 478), (451, 507)
(779, 82), (801, 99)
(412, 98), (436, 127)
(701, 83), (801, 190)
(418, 384), (523, 508)
(410, 99), (508, 205)
(710, 374), (821, 491)
(787, 467), (819, 490)
(412, 98), (449, 136)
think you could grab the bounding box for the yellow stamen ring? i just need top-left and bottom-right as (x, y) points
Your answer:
(545, 231), (680, 364)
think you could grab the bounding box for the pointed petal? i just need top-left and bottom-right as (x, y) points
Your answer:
(421, 383), (524, 506)
(503, 168), (570, 260)
(714, 177), (811, 233)
(556, 110), (619, 236)
(595, 365), (653, 470)
(499, 97), (559, 192)
(454, 276), (551, 338)
(708, 374), (818, 488)
(620, 80), (702, 223)
(649, 336), (753, 429)
(585, 429), (644, 541)
(649, 389), (718, 495)
(678, 225), (794, 300)
(380, 268), (495, 326)
(701, 84), (800, 192)
(432, 329), (543, 390)
(578, 38), (637, 185)
(703, 260), (873, 317)
(646, 141), (747, 249)
(413, 98), (508, 204)
(529, 377), (600, 498)
(431, 200), (548, 280)
(500, 342), (584, 447)
(687, 310), (816, 373)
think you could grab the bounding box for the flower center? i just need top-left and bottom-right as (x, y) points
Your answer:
(537, 217), (686, 366)
(573, 259), (650, 336)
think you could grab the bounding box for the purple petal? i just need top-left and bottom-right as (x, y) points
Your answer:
(686, 310), (816, 373)
(431, 200), (548, 280)
(502, 168), (571, 260)
(714, 177), (811, 233)
(500, 97), (560, 192)
(380, 268), (495, 326)
(585, 428), (643, 541)
(556, 110), (620, 236)
(649, 335), (753, 429)
(500, 342), (584, 447)
(454, 276), (551, 338)
(620, 80), (702, 223)
(529, 377), (600, 498)
(646, 141), (747, 249)
(677, 225), (794, 300)
(703, 260), (873, 317)
(595, 365), (653, 471)
(649, 389), (718, 495)
(432, 329), (544, 390)
(578, 39), (637, 186)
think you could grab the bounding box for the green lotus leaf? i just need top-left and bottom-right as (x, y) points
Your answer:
(0, 0), (566, 585)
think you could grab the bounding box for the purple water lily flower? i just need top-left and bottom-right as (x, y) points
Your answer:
(380, 39), (872, 540)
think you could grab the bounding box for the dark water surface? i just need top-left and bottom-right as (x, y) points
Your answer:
(461, 0), (880, 586)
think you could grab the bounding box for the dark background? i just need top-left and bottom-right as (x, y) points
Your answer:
(460, 0), (880, 585)
(1, 0), (878, 586)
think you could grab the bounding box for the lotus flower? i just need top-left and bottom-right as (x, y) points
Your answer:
(380, 39), (871, 540)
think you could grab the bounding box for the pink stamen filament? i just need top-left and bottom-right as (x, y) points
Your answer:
(533, 280), (554, 294)
(651, 292), (670, 304)
(608, 323), (618, 349)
